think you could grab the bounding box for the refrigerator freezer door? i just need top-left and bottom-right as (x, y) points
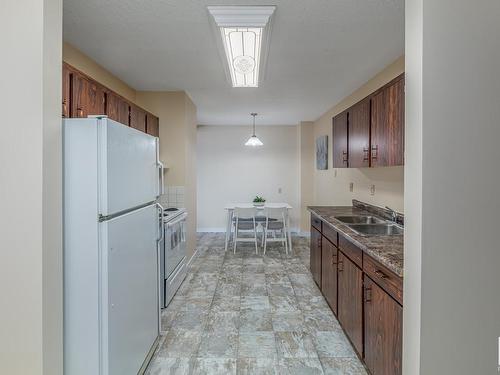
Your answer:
(63, 118), (101, 375)
(99, 118), (159, 216)
(101, 204), (159, 375)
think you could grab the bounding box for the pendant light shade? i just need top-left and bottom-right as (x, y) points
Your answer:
(245, 113), (263, 146)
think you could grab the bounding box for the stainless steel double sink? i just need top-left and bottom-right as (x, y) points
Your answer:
(335, 215), (404, 236)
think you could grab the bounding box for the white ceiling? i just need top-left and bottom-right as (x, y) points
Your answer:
(63, 0), (404, 125)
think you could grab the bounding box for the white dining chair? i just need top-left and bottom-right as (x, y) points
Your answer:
(262, 206), (288, 255)
(233, 207), (259, 254)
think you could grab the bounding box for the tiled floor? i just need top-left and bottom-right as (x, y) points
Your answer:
(146, 233), (367, 375)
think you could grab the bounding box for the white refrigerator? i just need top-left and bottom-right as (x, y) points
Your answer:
(63, 117), (164, 375)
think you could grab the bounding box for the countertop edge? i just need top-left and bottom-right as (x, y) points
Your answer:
(307, 207), (404, 278)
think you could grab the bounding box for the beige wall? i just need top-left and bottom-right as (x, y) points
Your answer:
(1, 0), (63, 373)
(135, 92), (187, 184)
(311, 56), (405, 213)
(405, 1), (500, 373)
(299, 122), (314, 232)
(197, 125), (300, 231)
(136, 92), (198, 258)
(184, 96), (197, 257)
(63, 42), (136, 102)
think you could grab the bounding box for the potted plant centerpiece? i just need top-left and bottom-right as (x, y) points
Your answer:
(253, 196), (266, 207)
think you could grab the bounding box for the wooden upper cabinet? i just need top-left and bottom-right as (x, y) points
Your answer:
(321, 236), (338, 315)
(332, 74), (405, 169)
(62, 64), (71, 117)
(310, 227), (322, 287)
(62, 63), (159, 136)
(146, 113), (160, 137)
(332, 111), (349, 168)
(130, 105), (147, 132)
(348, 98), (371, 168)
(371, 76), (405, 166)
(71, 73), (89, 118)
(364, 276), (403, 375)
(87, 81), (106, 116)
(338, 251), (363, 355)
(106, 92), (130, 126)
(71, 71), (105, 118)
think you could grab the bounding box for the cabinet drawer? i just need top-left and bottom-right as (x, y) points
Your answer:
(363, 255), (403, 305)
(338, 236), (362, 268)
(322, 224), (338, 247)
(311, 215), (322, 232)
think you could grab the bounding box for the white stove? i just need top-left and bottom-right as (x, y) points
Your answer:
(162, 207), (186, 221)
(159, 207), (187, 308)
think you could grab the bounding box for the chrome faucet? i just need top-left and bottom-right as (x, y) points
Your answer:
(385, 206), (398, 223)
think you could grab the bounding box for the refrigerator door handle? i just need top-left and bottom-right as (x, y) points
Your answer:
(156, 203), (165, 243)
(155, 138), (164, 197)
(158, 161), (164, 196)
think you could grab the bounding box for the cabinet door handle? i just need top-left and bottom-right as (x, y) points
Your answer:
(371, 145), (378, 159)
(363, 147), (369, 161)
(365, 286), (372, 302)
(331, 254), (337, 266)
(342, 151), (348, 163)
(338, 260), (344, 272)
(375, 270), (388, 279)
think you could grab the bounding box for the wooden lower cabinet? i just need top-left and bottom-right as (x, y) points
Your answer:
(310, 227), (322, 287)
(321, 236), (338, 314)
(337, 251), (363, 355)
(310, 218), (403, 375)
(364, 276), (403, 375)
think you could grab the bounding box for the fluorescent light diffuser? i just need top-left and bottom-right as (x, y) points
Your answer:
(221, 27), (261, 87)
(208, 6), (275, 88)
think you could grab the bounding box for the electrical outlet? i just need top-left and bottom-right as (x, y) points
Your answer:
(349, 182), (354, 192)
(278, 187), (282, 194)
(370, 184), (376, 195)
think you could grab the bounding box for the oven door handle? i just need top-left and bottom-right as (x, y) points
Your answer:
(166, 213), (188, 228)
(156, 203), (165, 243)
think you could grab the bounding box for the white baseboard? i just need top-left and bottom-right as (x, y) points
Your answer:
(197, 227), (226, 233)
(197, 227), (303, 234)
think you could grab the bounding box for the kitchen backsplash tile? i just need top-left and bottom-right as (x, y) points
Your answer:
(158, 185), (185, 208)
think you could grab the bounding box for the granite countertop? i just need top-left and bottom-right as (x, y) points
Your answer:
(307, 205), (404, 277)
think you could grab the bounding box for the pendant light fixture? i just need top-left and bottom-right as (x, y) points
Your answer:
(245, 113), (263, 146)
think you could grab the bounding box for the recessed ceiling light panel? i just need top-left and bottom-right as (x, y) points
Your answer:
(208, 6), (276, 88)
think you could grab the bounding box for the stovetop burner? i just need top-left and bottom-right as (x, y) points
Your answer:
(165, 208), (178, 212)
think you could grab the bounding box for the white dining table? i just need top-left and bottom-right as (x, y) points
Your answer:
(224, 203), (293, 253)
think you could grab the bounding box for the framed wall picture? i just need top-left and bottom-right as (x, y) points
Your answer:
(316, 135), (328, 170)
